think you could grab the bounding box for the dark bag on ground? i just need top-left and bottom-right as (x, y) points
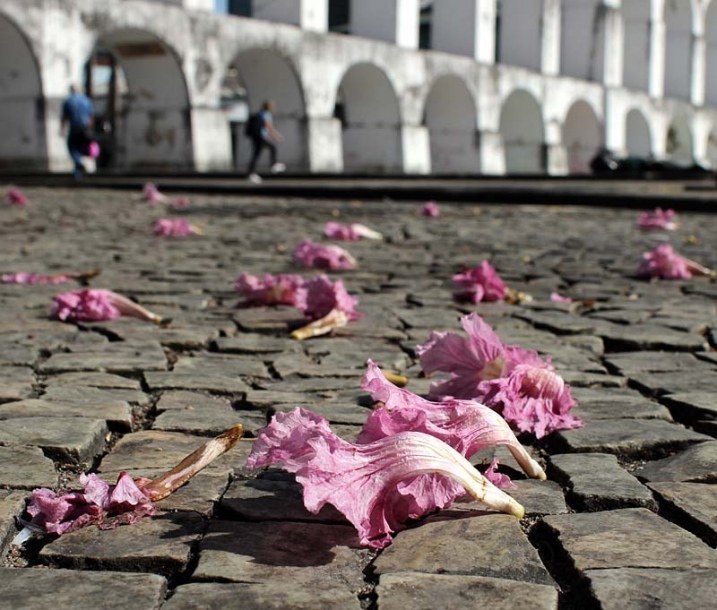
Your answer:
(244, 113), (263, 138)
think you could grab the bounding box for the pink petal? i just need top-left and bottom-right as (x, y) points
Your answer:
(452, 261), (507, 303)
(324, 222), (359, 241)
(421, 201), (440, 217)
(234, 272), (305, 307)
(1, 272), (70, 285)
(142, 182), (167, 203)
(483, 458), (516, 490)
(51, 289), (121, 322)
(637, 244), (693, 279)
(293, 239), (356, 270)
(550, 292), (573, 303)
(294, 275), (360, 320)
(637, 208), (678, 230)
(152, 218), (197, 237)
(5, 188), (28, 206)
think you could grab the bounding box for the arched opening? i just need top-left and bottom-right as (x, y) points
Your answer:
(563, 101), (602, 174)
(497, 0), (542, 71)
(336, 63), (402, 174)
(705, 1), (717, 104)
(500, 90), (545, 174)
(87, 29), (193, 170)
(226, 49), (307, 173)
(664, 0), (692, 101)
(666, 115), (693, 166)
(0, 13), (45, 169)
(560, 0), (606, 82)
(622, 0), (651, 92)
(625, 109), (652, 157)
(424, 75), (478, 174)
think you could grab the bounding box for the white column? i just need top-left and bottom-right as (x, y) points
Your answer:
(252, 0), (328, 32)
(648, 2), (666, 98)
(691, 30), (706, 106)
(307, 117), (343, 173)
(402, 125), (430, 174)
(174, 0), (215, 10)
(432, 0), (496, 63)
(541, 0), (561, 75)
(479, 131), (505, 175)
(191, 107), (233, 171)
(603, 7), (624, 87)
(350, 0), (420, 49)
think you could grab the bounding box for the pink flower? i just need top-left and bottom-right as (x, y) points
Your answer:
(142, 182), (168, 203)
(637, 208), (678, 231)
(421, 201), (440, 217)
(27, 472), (156, 536)
(416, 313), (546, 400)
(5, 188), (28, 206)
(478, 365), (582, 439)
(170, 196), (190, 209)
(152, 218), (200, 237)
(637, 244), (709, 279)
(358, 359), (545, 480)
(293, 239), (356, 270)
(234, 272), (305, 307)
(452, 261), (508, 303)
(291, 275), (361, 340)
(51, 289), (166, 325)
(484, 458), (516, 490)
(247, 408), (524, 548)
(324, 222), (383, 241)
(550, 292), (573, 303)
(1, 272), (70, 285)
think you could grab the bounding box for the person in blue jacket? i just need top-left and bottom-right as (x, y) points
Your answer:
(61, 84), (94, 178)
(246, 100), (285, 183)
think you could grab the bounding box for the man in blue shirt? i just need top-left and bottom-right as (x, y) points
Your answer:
(61, 85), (94, 178)
(246, 100), (285, 184)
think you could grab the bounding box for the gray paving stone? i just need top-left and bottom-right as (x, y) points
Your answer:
(629, 370), (717, 396)
(0, 366), (35, 404)
(540, 508), (717, 573)
(648, 482), (717, 547)
(0, 568), (167, 610)
(194, 520), (369, 594)
(234, 307), (303, 333)
(374, 515), (553, 586)
(272, 352), (362, 379)
(38, 341), (168, 374)
(0, 490), (27, 556)
(269, 402), (371, 426)
(41, 385), (151, 407)
(604, 351), (716, 375)
(0, 445), (57, 489)
(0, 417), (107, 464)
(559, 370), (627, 388)
(598, 324), (708, 351)
(164, 582), (361, 610)
(585, 568), (717, 610)
(633, 442), (717, 483)
(173, 353), (270, 379)
(549, 453), (656, 511)
(40, 511), (204, 577)
(153, 405), (244, 436)
(214, 334), (295, 354)
(376, 572), (558, 610)
(45, 371), (142, 390)
(0, 398), (132, 431)
(143, 371), (249, 396)
(659, 392), (717, 424)
(572, 399), (671, 422)
(551, 419), (711, 459)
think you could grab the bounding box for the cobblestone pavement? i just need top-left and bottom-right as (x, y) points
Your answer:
(0, 186), (716, 610)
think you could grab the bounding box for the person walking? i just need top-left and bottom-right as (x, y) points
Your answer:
(246, 100), (285, 184)
(61, 84), (94, 179)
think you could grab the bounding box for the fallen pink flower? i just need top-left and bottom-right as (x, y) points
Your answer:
(170, 196), (191, 209)
(51, 289), (167, 325)
(152, 218), (201, 237)
(22, 425), (242, 537)
(637, 243), (712, 280)
(324, 222), (383, 241)
(358, 359), (545, 480)
(2, 272), (71, 285)
(478, 365), (582, 439)
(452, 261), (507, 303)
(247, 408), (523, 548)
(291, 275), (361, 340)
(5, 188), (28, 206)
(637, 208), (678, 231)
(142, 182), (168, 203)
(234, 272), (305, 307)
(416, 313), (546, 401)
(550, 292), (573, 303)
(484, 458), (516, 490)
(421, 201), (440, 217)
(293, 239), (356, 270)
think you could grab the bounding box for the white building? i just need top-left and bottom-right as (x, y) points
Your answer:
(1, 0), (716, 175)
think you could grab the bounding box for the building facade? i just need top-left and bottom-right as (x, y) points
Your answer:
(1, 0), (716, 175)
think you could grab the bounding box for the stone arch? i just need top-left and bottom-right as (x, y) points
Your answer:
(622, 0), (651, 92)
(423, 74), (478, 174)
(563, 100), (602, 174)
(664, 0), (693, 100)
(705, 0), (717, 104)
(0, 11), (46, 169)
(500, 89), (545, 174)
(666, 114), (693, 165)
(625, 108), (652, 156)
(497, 0), (542, 72)
(88, 28), (193, 170)
(336, 63), (402, 174)
(560, 0), (607, 82)
(228, 48), (307, 172)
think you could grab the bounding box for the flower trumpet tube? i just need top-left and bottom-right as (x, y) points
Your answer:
(293, 239), (357, 270)
(324, 221), (383, 241)
(51, 289), (170, 325)
(247, 408), (523, 548)
(140, 424), (243, 501)
(637, 244), (714, 280)
(291, 308), (349, 340)
(291, 275), (361, 340)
